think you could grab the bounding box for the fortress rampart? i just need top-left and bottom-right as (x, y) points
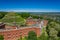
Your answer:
(0, 27), (41, 40)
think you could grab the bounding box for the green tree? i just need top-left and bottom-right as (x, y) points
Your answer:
(40, 16), (43, 19)
(49, 28), (58, 40)
(22, 36), (27, 40)
(38, 32), (48, 40)
(20, 12), (30, 19)
(31, 15), (39, 19)
(0, 35), (4, 40)
(37, 24), (48, 40)
(0, 13), (3, 19)
(0, 12), (7, 19)
(46, 20), (59, 40)
(27, 31), (37, 40)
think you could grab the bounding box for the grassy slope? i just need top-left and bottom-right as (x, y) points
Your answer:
(0, 12), (26, 26)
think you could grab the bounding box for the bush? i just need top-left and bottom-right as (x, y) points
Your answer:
(0, 35), (4, 40)
(27, 31), (37, 40)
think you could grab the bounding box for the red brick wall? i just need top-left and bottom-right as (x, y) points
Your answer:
(5, 26), (17, 29)
(0, 27), (41, 40)
(43, 20), (48, 26)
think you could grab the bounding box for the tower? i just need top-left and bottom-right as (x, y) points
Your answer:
(38, 20), (44, 29)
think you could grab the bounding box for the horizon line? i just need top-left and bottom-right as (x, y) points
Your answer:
(0, 9), (60, 12)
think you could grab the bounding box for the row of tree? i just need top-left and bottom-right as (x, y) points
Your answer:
(18, 12), (43, 19)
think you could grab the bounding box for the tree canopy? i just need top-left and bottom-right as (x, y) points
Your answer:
(46, 20), (60, 40)
(0, 12), (7, 19)
(0, 35), (4, 40)
(27, 31), (37, 40)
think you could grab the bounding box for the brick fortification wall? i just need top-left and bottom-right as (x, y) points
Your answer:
(0, 27), (41, 40)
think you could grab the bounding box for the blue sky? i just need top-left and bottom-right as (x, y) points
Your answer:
(0, 0), (60, 12)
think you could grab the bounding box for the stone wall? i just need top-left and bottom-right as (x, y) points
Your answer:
(0, 27), (41, 40)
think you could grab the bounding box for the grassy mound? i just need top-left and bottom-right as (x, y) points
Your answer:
(1, 12), (26, 26)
